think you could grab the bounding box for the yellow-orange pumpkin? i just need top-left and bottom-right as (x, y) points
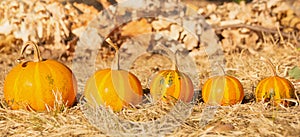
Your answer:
(149, 69), (194, 102)
(3, 41), (77, 111)
(84, 38), (143, 112)
(255, 58), (295, 106)
(84, 69), (143, 112)
(202, 75), (244, 106)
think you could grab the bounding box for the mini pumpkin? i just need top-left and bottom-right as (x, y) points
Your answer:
(255, 58), (295, 106)
(84, 38), (143, 112)
(149, 51), (194, 103)
(4, 41), (77, 111)
(201, 68), (244, 106)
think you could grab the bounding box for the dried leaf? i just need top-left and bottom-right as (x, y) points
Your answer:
(289, 66), (300, 79)
(121, 18), (152, 37)
(151, 20), (171, 31)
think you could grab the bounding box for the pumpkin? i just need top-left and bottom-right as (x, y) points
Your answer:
(3, 41), (77, 111)
(149, 69), (194, 102)
(149, 50), (194, 103)
(84, 38), (143, 112)
(255, 58), (295, 106)
(202, 72), (244, 106)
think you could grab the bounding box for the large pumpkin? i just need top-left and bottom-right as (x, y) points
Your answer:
(149, 69), (194, 102)
(4, 41), (77, 111)
(202, 75), (244, 106)
(255, 58), (295, 106)
(84, 38), (143, 112)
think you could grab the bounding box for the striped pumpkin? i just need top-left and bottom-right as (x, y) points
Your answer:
(84, 69), (143, 112)
(202, 75), (244, 106)
(84, 38), (143, 112)
(255, 58), (295, 106)
(149, 69), (194, 102)
(255, 76), (295, 105)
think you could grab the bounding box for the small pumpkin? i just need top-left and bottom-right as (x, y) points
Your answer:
(84, 38), (143, 112)
(4, 41), (77, 111)
(201, 67), (244, 106)
(149, 51), (194, 103)
(255, 58), (295, 106)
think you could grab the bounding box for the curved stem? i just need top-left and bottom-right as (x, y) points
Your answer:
(260, 57), (277, 76)
(19, 41), (43, 62)
(106, 38), (120, 70)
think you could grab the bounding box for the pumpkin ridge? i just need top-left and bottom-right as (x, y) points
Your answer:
(228, 76), (242, 104)
(37, 62), (55, 110)
(232, 77), (240, 104)
(111, 70), (125, 110)
(285, 79), (296, 98)
(127, 71), (143, 104)
(285, 78), (295, 98)
(32, 62), (43, 110)
(202, 78), (212, 103)
(115, 70), (126, 104)
(260, 77), (272, 101)
(9, 66), (23, 109)
(224, 76), (232, 104)
(160, 71), (170, 98)
(255, 78), (265, 101)
(274, 77), (284, 102)
(20, 62), (38, 109)
(210, 76), (224, 105)
(173, 71), (181, 100)
(97, 69), (113, 106)
(44, 61), (72, 107)
(179, 73), (188, 101)
(85, 70), (104, 105)
(278, 77), (294, 99)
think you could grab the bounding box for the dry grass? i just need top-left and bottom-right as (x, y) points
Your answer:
(1, 42), (300, 136)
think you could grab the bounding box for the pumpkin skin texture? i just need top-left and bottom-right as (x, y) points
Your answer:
(202, 75), (244, 106)
(149, 70), (194, 103)
(84, 69), (143, 112)
(4, 42), (77, 111)
(255, 76), (295, 106)
(255, 58), (296, 106)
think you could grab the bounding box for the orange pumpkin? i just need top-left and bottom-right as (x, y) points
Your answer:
(255, 58), (295, 106)
(202, 75), (244, 106)
(149, 69), (194, 102)
(149, 49), (194, 103)
(3, 41), (77, 111)
(84, 38), (143, 112)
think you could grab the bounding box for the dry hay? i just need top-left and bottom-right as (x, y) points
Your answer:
(0, 0), (300, 136)
(0, 43), (300, 136)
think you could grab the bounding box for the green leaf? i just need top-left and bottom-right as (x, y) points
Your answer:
(288, 66), (300, 79)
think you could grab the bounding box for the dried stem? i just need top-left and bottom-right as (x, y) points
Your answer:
(173, 51), (179, 71)
(19, 41), (43, 62)
(260, 57), (277, 76)
(217, 63), (226, 76)
(105, 38), (120, 70)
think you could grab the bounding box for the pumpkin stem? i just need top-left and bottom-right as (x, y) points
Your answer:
(217, 63), (226, 76)
(260, 57), (277, 76)
(19, 41), (43, 62)
(105, 38), (120, 70)
(173, 50), (179, 71)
